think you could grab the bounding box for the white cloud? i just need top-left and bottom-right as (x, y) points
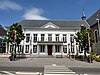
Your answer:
(23, 8), (48, 20)
(0, 0), (22, 10)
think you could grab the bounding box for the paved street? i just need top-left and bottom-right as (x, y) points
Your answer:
(0, 57), (100, 74)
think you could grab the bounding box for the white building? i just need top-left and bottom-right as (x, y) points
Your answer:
(9, 20), (89, 57)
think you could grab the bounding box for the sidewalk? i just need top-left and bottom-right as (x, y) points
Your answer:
(0, 57), (100, 68)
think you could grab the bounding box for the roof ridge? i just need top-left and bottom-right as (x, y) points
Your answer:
(21, 19), (83, 21)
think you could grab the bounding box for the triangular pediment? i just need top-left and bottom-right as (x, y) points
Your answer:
(41, 22), (59, 28)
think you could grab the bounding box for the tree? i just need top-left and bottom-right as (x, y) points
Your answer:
(75, 25), (94, 60)
(4, 23), (25, 56)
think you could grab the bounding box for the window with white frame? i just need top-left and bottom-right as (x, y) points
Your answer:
(63, 34), (67, 42)
(41, 34), (45, 41)
(71, 45), (75, 53)
(33, 45), (37, 53)
(70, 34), (74, 43)
(25, 45), (29, 53)
(63, 45), (67, 53)
(10, 45), (13, 53)
(56, 34), (59, 41)
(55, 45), (60, 52)
(18, 45), (22, 53)
(33, 34), (37, 42)
(26, 34), (30, 43)
(48, 34), (52, 41)
(40, 45), (45, 52)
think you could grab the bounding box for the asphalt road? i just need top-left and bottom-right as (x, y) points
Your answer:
(0, 66), (100, 74)
(69, 67), (100, 74)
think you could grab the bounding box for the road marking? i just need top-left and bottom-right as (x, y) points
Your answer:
(44, 64), (76, 75)
(16, 72), (42, 75)
(1, 71), (15, 75)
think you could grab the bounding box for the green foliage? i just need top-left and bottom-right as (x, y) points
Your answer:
(75, 25), (95, 54)
(5, 23), (25, 46)
(4, 23), (25, 54)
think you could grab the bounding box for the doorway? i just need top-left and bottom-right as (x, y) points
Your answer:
(48, 45), (52, 55)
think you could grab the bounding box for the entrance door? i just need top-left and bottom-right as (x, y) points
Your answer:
(48, 45), (52, 55)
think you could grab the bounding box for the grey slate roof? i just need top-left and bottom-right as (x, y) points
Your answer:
(87, 9), (100, 26)
(18, 20), (89, 30)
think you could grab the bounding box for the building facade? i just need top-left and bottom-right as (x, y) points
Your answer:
(9, 20), (89, 57)
(87, 9), (100, 54)
(87, 9), (100, 43)
(0, 25), (6, 53)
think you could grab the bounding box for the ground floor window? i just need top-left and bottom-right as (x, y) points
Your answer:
(71, 45), (74, 53)
(40, 45), (45, 52)
(55, 45), (60, 52)
(63, 45), (67, 53)
(25, 45), (29, 53)
(79, 44), (83, 53)
(10, 45), (13, 53)
(18, 45), (22, 53)
(33, 45), (37, 53)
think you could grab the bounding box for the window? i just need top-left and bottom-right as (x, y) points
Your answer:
(26, 34), (30, 43)
(63, 45), (67, 53)
(71, 45), (74, 53)
(33, 34), (37, 42)
(56, 34), (59, 41)
(48, 34), (52, 41)
(25, 45), (29, 53)
(33, 45), (37, 53)
(18, 45), (22, 53)
(10, 45), (13, 53)
(40, 45), (45, 52)
(41, 34), (45, 41)
(63, 34), (67, 42)
(70, 34), (74, 43)
(55, 45), (60, 52)
(94, 30), (98, 43)
(79, 44), (83, 53)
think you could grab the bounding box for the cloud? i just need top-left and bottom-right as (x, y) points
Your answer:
(0, 0), (22, 10)
(23, 8), (48, 20)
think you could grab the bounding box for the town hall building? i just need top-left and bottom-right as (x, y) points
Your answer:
(8, 18), (89, 57)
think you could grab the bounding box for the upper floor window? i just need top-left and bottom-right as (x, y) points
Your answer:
(56, 34), (59, 42)
(26, 34), (30, 43)
(63, 34), (67, 42)
(33, 34), (37, 42)
(70, 34), (74, 44)
(48, 34), (52, 42)
(41, 34), (45, 41)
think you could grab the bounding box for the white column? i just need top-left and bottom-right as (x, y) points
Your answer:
(45, 45), (47, 55)
(59, 34), (63, 41)
(37, 45), (39, 55)
(61, 45), (63, 56)
(38, 34), (41, 41)
(52, 34), (55, 41)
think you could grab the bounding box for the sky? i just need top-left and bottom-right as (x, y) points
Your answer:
(0, 0), (100, 27)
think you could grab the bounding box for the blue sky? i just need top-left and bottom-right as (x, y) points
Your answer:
(0, 0), (100, 27)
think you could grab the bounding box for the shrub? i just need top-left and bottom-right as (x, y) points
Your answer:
(95, 58), (100, 62)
